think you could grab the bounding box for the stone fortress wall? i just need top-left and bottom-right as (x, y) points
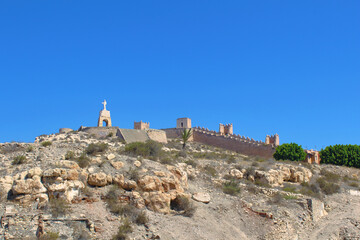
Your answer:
(162, 118), (278, 159)
(192, 127), (276, 159)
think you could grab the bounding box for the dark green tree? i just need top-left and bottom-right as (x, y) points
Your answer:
(320, 144), (360, 168)
(273, 143), (306, 162)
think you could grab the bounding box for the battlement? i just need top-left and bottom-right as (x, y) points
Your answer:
(219, 123), (233, 135)
(265, 134), (280, 146)
(193, 126), (265, 145)
(192, 126), (275, 158)
(134, 120), (150, 130)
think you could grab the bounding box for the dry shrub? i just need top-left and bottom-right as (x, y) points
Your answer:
(124, 141), (162, 158)
(65, 150), (75, 160)
(317, 177), (340, 195)
(12, 155), (27, 165)
(170, 196), (196, 217)
(203, 165), (217, 177)
(112, 218), (133, 240)
(39, 232), (59, 240)
(49, 198), (71, 218)
(41, 141), (52, 147)
(223, 180), (241, 196)
(75, 153), (91, 168)
(85, 142), (108, 155)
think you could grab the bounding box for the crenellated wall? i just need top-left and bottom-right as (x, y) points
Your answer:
(192, 127), (276, 158)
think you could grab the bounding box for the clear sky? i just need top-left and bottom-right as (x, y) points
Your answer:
(0, 1), (359, 150)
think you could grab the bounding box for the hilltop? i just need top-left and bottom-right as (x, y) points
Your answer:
(0, 131), (359, 240)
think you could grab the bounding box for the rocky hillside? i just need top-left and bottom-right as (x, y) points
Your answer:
(0, 131), (360, 240)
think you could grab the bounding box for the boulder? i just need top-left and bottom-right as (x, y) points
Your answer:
(107, 153), (116, 160)
(110, 161), (124, 170)
(27, 167), (43, 178)
(55, 160), (80, 169)
(229, 169), (243, 179)
(134, 160), (142, 167)
(12, 179), (47, 195)
(142, 191), (171, 214)
(138, 176), (163, 192)
(88, 173), (109, 187)
(192, 192), (211, 203)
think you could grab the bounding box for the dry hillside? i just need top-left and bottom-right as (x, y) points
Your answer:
(0, 131), (359, 240)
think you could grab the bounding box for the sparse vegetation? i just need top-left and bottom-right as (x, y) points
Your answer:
(160, 157), (175, 165)
(170, 196), (196, 217)
(128, 168), (140, 182)
(135, 211), (149, 225)
(282, 184), (297, 193)
(65, 150), (75, 160)
(49, 198), (71, 218)
(112, 218), (133, 240)
(203, 165), (217, 177)
(273, 143), (306, 162)
(254, 179), (271, 188)
(41, 141), (52, 147)
(184, 159), (197, 168)
(12, 155), (27, 165)
(85, 142), (108, 155)
(320, 169), (341, 182)
(26, 145), (34, 152)
(75, 153), (91, 168)
(39, 231), (59, 240)
(316, 177), (340, 195)
(283, 195), (298, 200)
(223, 180), (241, 196)
(124, 141), (163, 159)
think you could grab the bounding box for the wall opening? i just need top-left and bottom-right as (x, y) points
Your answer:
(103, 120), (108, 127)
(181, 122), (183, 127)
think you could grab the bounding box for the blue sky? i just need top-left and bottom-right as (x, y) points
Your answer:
(0, 1), (359, 150)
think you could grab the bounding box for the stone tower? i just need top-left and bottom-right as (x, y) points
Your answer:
(176, 118), (192, 129)
(97, 100), (112, 127)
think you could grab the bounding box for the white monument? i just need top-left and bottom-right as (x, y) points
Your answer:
(97, 100), (112, 127)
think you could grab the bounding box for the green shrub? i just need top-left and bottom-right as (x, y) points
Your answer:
(75, 153), (91, 168)
(12, 155), (27, 165)
(320, 144), (360, 168)
(273, 143), (306, 162)
(49, 198), (71, 218)
(223, 180), (241, 196)
(282, 185), (297, 193)
(112, 218), (133, 240)
(85, 143), (108, 155)
(283, 195), (298, 200)
(65, 151), (75, 160)
(41, 141), (52, 147)
(170, 196), (196, 217)
(124, 141), (163, 158)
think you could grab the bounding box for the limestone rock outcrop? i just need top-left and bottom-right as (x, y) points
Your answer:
(250, 164), (313, 186)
